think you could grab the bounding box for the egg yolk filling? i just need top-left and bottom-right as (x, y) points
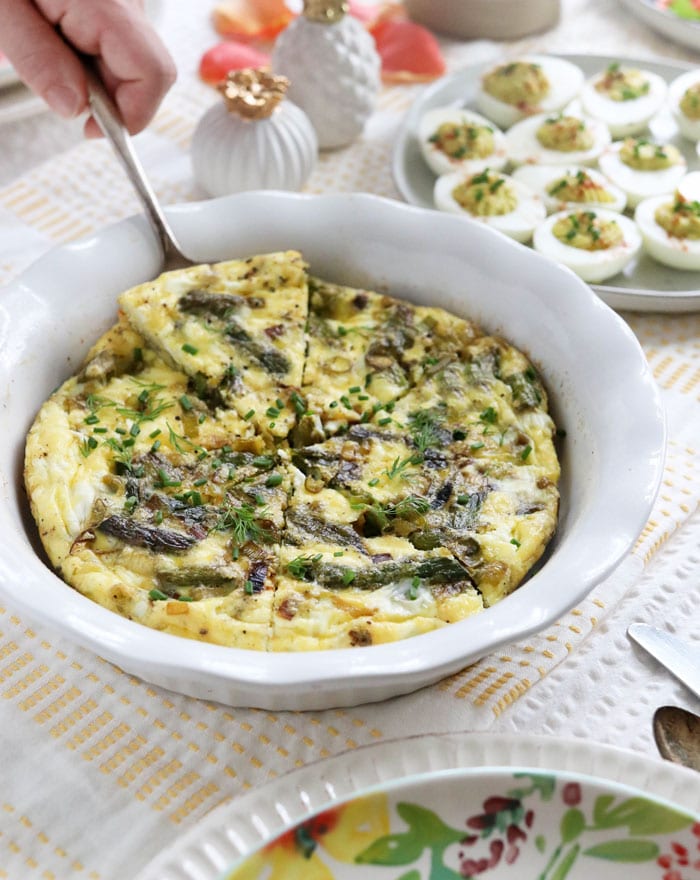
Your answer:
(655, 194), (700, 240)
(619, 138), (681, 171)
(595, 63), (650, 101)
(482, 61), (550, 108)
(547, 170), (615, 204)
(536, 116), (594, 152)
(451, 171), (517, 216)
(680, 83), (700, 120)
(429, 121), (495, 160)
(553, 211), (623, 250)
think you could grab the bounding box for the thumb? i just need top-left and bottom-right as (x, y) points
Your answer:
(0, 0), (88, 118)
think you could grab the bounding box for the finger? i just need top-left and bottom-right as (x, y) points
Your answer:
(0, 0), (88, 119)
(40, 0), (176, 134)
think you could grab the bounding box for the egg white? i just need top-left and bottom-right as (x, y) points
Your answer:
(505, 113), (610, 168)
(635, 193), (700, 271)
(533, 208), (642, 282)
(598, 140), (687, 208)
(512, 164), (627, 214)
(434, 172), (545, 243)
(669, 69), (700, 142)
(580, 67), (667, 138)
(475, 55), (585, 130)
(418, 107), (508, 177)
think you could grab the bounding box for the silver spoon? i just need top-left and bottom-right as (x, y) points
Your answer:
(85, 63), (195, 272)
(653, 706), (700, 772)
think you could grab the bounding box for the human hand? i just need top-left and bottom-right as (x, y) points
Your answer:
(0, 0), (177, 135)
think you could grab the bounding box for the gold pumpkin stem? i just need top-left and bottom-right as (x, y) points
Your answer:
(303, 0), (349, 24)
(218, 69), (290, 121)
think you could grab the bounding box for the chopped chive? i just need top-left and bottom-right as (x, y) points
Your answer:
(266, 473), (283, 487)
(457, 494), (471, 505)
(129, 423), (140, 437)
(193, 477), (207, 486)
(349, 386), (361, 393)
(85, 414), (100, 425)
(521, 444), (533, 461)
(151, 439), (161, 452)
(333, 551), (344, 557)
(154, 510), (164, 524)
(368, 477), (380, 487)
(149, 589), (169, 601)
(244, 580), (254, 595)
(358, 395), (369, 401)
(243, 409), (255, 421)
(266, 407), (280, 418)
(470, 442), (485, 451)
(378, 417), (392, 426)
(149, 428), (162, 439)
(182, 343), (198, 355)
(179, 394), (193, 411)
(510, 538), (521, 548)
(342, 569), (356, 586)
(254, 494), (266, 505)
(93, 427), (108, 434)
(329, 401), (339, 409)
(276, 398), (284, 409)
(115, 427), (126, 435)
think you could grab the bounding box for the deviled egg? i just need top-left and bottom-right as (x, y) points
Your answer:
(635, 172), (700, 270)
(418, 107), (507, 177)
(668, 69), (700, 141)
(533, 208), (642, 282)
(580, 62), (667, 138)
(475, 55), (584, 130)
(512, 165), (627, 214)
(434, 168), (545, 243)
(598, 137), (687, 208)
(505, 113), (610, 167)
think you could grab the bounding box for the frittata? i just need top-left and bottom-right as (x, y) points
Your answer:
(25, 251), (560, 651)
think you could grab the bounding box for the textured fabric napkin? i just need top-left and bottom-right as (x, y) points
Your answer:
(0, 2), (699, 878)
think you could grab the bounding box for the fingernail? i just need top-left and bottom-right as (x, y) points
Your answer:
(45, 85), (81, 118)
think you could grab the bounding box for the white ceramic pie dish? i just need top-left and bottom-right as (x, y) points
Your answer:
(0, 192), (665, 710)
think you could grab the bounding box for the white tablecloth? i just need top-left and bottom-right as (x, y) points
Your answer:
(0, 2), (698, 878)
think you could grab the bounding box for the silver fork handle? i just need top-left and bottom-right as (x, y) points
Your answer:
(85, 64), (192, 270)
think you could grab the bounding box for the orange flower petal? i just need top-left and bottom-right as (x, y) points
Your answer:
(199, 41), (271, 85)
(348, 1), (388, 26)
(372, 18), (446, 82)
(212, 0), (296, 41)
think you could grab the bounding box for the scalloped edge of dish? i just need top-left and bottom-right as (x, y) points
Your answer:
(135, 731), (700, 880)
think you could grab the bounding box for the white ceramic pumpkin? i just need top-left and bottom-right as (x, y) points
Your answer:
(191, 69), (318, 197)
(272, 0), (381, 150)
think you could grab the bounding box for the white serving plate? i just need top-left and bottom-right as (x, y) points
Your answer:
(135, 731), (700, 880)
(393, 53), (700, 313)
(619, 0), (700, 52)
(0, 191), (665, 710)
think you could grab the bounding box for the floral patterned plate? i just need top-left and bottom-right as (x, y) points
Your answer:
(135, 733), (700, 880)
(222, 767), (699, 880)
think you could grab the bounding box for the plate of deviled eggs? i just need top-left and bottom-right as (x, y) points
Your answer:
(394, 53), (700, 312)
